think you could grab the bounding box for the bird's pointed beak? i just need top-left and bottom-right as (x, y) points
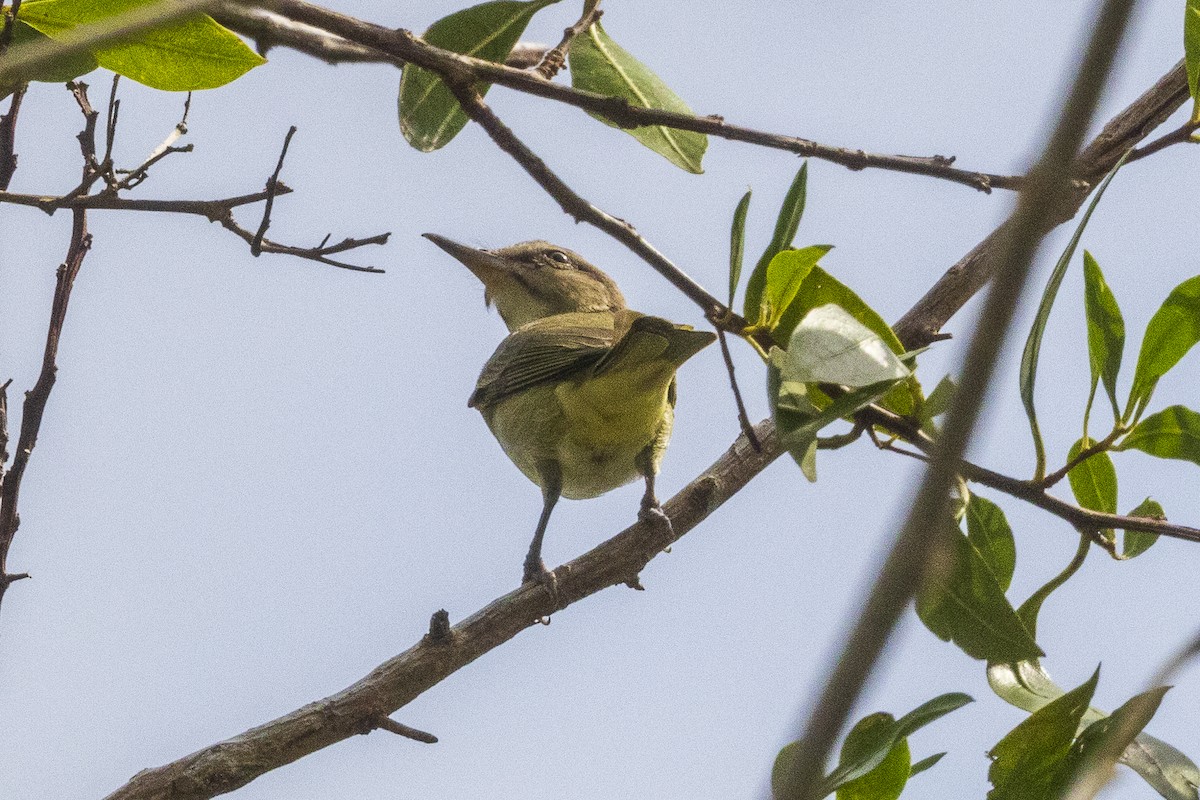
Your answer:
(422, 233), (517, 288)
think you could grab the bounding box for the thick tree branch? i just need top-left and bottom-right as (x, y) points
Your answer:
(100, 421), (782, 800)
(894, 60), (1189, 349)
(779, 1), (1139, 796)
(235, 0), (1020, 193)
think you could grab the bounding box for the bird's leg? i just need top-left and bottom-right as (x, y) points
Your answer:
(636, 448), (673, 538)
(523, 463), (561, 601)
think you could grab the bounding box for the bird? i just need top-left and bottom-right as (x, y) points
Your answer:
(424, 234), (716, 594)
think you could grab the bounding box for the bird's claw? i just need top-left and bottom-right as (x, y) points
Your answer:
(639, 502), (674, 538)
(523, 559), (561, 608)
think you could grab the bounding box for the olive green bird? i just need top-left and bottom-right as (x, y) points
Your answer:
(424, 234), (715, 590)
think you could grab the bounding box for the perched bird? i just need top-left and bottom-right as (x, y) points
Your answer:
(424, 234), (715, 591)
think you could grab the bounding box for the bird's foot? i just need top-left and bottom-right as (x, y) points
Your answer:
(522, 558), (560, 608)
(639, 502), (674, 539)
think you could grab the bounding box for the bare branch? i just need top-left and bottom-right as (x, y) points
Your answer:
(115, 91), (193, 191)
(0, 83), (96, 612)
(534, 0), (601, 80)
(251, 125), (297, 255)
(717, 330), (761, 452)
(0, 84), (25, 190)
(100, 420), (781, 800)
(373, 717), (438, 744)
(244, 0), (1020, 193)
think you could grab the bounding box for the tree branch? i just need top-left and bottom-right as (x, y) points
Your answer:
(237, 0), (1021, 193)
(100, 421), (782, 800)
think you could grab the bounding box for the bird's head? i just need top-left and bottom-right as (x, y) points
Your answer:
(424, 234), (627, 330)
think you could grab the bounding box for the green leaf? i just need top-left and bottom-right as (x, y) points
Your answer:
(1020, 158), (1124, 480)
(19, 0), (264, 91)
(568, 21), (706, 172)
(1065, 437), (1118, 542)
(965, 495), (1016, 592)
(987, 668), (1100, 800)
(1065, 687), (1170, 797)
(1187, 0), (1200, 121)
(399, 0), (559, 152)
(778, 305), (910, 388)
(987, 660), (1200, 800)
(920, 375), (957, 435)
(5, 20), (97, 85)
(1122, 497), (1164, 559)
(1118, 405), (1200, 468)
(1127, 275), (1200, 423)
(1082, 250), (1126, 425)
(744, 162), (808, 320)
(761, 246), (833, 329)
(775, 265), (921, 416)
(916, 520), (1043, 663)
(836, 729), (910, 800)
(909, 753), (946, 779)
(817, 695), (973, 798)
(728, 189), (751, 305)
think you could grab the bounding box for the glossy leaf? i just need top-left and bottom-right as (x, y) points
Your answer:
(728, 190), (752, 305)
(965, 495), (1016, 592)
(1020, 158), (1123, 480)
(909, 753), (946, 779)
(1123, 497), (1164, 559)
(744, 163), (808, 319)
(987, 661), (1200, 800)
(1065, 437), (1118, 542)
(568, 22), (706, 172)
(1127, 275), (1200, 423)
(761, 246), (833, 329)
(1187, 0), (1200, 120)
(779, 305), (910, 388)
(1082, 250), (1125, 424)
(916, 521), (1042, 663)
(1118, 405), (1200, 468)
(399, 0), (559, 151)
(987, 668), (1099, 800)
(19, 0), (264, 91)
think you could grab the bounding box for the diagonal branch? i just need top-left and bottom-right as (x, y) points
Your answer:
(238, 0), (1021, 193)
(100, 420), (782, 800)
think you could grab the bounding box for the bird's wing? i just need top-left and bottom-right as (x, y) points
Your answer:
(468, 321), (614, 410)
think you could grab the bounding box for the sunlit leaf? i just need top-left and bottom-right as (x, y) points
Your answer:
(836, 722), (910, 800)
(568, 21), (706, 172)
(744, 163), (808, 320)
(1082, 250), (1125, 425)
(909, 753), (946, 779)
(1118, 405), (1200, 468)
(399, 0), (559, 151)
(762, 246), (833, 329)
(780, 305), (910, 388)
(19, 0), (264, 91)
(1127, 275), (1200, 423)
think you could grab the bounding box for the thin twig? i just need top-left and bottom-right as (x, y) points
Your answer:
(1126, 117), (1200, 162)
(115, 92), (193, 191)
(251, 125), (297, 256)
(535, 0), (601, 80)
(0, 84), (25, 190)
(249, 0), (1021, 194)
(1039, 426), (1124, 488)
(0, 83), (96, 614)
(0, 0), (23, 56)
(778, 1), (1138, 796)
(373, 717), (438, 744)
(717, 330), (761, 451)
(102, 74), (120, 174)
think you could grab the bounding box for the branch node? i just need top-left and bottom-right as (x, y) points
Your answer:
(427, 608), (452, 642)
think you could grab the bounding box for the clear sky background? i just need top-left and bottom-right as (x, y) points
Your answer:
(2, 2), (1198, 798)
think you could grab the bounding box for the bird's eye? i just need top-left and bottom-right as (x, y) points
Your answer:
(547, 250), (571, 265)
